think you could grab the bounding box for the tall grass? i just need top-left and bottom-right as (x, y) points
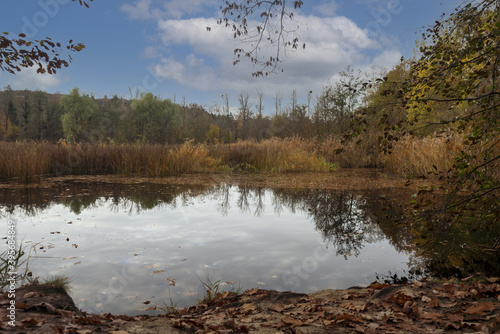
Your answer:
(317, 131), (384, 168)
(0, 135), (466, 183)
(382, 135), (464, 178)
(208, 137), (336, 172)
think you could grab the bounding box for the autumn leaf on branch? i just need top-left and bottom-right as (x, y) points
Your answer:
(217, 0), (304, 77)
(0, 0), (92, 74)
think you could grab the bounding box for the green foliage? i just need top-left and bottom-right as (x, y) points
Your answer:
(0, 242), (32, 289)
(60, 88), (98, 142)
(129, 93), (181, 143)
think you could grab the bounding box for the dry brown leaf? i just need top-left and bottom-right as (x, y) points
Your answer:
(369, 282), (391, 290)
(244, 288), (259, 296)
(241, 303), (258, 314)
(341, 301), (366, 312)
(269, 304), (285, 313)
(281, 315), (305, 327)
(447, 313), (464, 322)
(439, 300), (456, 308)
(413, 281), (426, 288)
(421, 296), (432, 303)
(420, 311), (445, 322)
(388, 292), (414, 306)
(465, 302), (496, 316)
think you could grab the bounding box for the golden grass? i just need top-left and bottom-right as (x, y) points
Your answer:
(208, 137), (336, 173)
(0, 135), (469, 183)
(316, 132), (383, 168)
(382, 134), (464, 178)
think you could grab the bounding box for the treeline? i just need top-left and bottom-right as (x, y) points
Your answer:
(0, 65), (452, 145)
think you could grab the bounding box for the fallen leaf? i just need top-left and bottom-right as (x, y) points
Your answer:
(152, 270), (164, 274)
(388, 292), (414, 306)
(167, 278), (176, 286)
(281, 315), (305, 327)
(420, 311), (445, 322)
(269, 304), (285, 313)
(143, 301), (151, 305)
(244, 288), (258, 296)
(369, 282), (391, 289)
(241, 303), (258, 314)
(465, 302), (496, 316)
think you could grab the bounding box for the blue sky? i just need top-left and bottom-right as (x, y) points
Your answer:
(0, 0), (459, 114)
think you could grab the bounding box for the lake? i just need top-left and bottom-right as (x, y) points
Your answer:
(2, 171), (496, 316)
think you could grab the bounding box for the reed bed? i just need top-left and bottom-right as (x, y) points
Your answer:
(0, 135), (467, 183)
(382, 135), (464, 178)
(207, 137), (335, 173)
(316, 132), (384, 168)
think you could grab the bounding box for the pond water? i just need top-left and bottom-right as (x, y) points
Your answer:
(2, 173), (496, 316)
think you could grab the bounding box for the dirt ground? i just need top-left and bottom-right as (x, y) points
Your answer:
(1, 278), (499, 333)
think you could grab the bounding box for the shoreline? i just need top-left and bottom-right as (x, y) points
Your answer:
(2, 278), (499, 333)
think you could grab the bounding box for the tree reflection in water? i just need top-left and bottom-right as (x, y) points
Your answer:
(1, 180), (498, 279)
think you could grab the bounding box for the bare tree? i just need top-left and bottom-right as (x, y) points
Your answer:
(238, 92), (253, 139)
(256, 88), (264, 117)
(274, 91), (283, 116)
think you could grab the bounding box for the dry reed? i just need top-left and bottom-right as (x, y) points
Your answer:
(0, 135), (467, 182)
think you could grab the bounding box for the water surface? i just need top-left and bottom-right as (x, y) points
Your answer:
(1, 175), (415, 315)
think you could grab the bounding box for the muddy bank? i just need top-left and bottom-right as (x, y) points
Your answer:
(1, 278), (499, 333)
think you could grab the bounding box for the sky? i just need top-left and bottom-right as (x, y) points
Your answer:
(0, 0), (460, 115)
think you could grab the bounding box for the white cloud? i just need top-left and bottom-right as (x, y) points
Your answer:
(121, 0), (216, 20)
(152, 13), (382, 95)
(161, 0), (216, 19)
(312, 1), (339, 16)
(154, 54), (216, 91)
(8, 67), (62, 91)
(372, 49), (402, 68)
(142, 45), (161, 59)
(121, 0), (159, 20)
(122, 3), (404, 109)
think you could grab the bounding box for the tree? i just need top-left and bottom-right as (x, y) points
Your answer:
(0, 0), (92, 75)
(217, 0), (304, 77)
(60, 87), (98, 142)
(129, 93), (180, 143)
(353, 0), (500, 232)
(237, 92), (253, 140)
(403, 0), (499, 229)
(314, 67), (364, 137)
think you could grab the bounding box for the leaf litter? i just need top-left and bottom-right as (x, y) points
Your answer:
(1, 278), (499, 333)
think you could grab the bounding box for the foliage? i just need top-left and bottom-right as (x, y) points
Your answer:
(60, 88), (99, 142)
(0, 242), (32, 289)
(402, 1), (500, 229)
(350, 0), (500, 233)
(314, 67), (365, 137)
(129, 93), (181, 144)
(0, 0), (91, 75)
(217, 0), (304, 76)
